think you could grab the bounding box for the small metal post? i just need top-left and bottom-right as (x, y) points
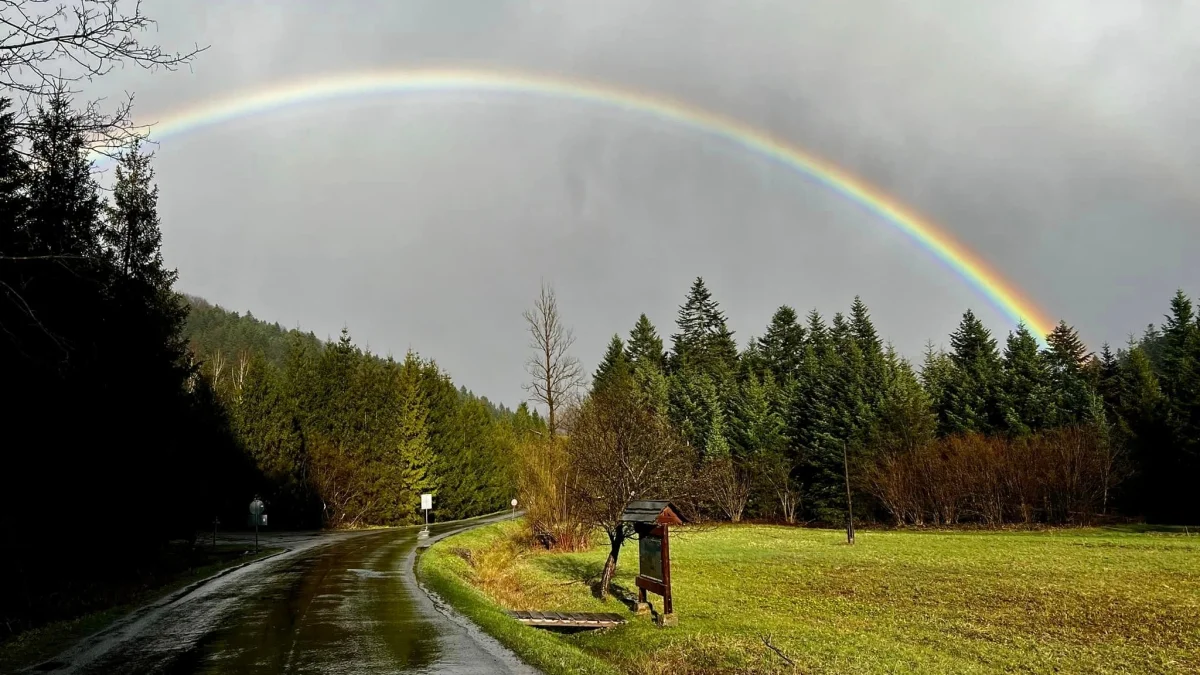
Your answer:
(213, 517), (219, 549)
(254, 518), (259, 553)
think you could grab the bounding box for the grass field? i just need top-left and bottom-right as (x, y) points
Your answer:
(419, 521), (1200, 674)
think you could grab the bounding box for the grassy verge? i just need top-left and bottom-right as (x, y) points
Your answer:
(0, 545), (282, 672)
(418, 522), (619, 675)
(421, 521), (1200, 674)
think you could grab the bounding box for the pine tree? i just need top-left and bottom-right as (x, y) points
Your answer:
(593, 334), (631, 392)
(670, 277), (737, 379)
(1044, 320), (1096, 426)
(0, 98), (26, 255)
(26, 93), (102, 259)
(391, 352), (435, 522)
(731, 372), (786, 458)
(919, 341), (954, 411)
(105, 141), (172, 286)
(938, 309), (1001, 435)
(998, 322), (1055, 434)
(757, 305), (806, 383)
(871, 347), (937, 454)
(626, 313), (665, 371)
(1155, 290), (1200, 521)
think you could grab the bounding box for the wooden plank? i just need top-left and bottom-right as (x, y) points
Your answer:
(507, 610), (628, 628)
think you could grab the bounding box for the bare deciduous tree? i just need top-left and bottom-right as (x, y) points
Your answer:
(0, 0), (206, 149)
(567, 378), (696, 599)
(522, 281), (583, 435)
(704, 454), (752, 523)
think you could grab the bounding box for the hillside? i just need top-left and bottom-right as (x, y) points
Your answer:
(183, 295), (323, 367)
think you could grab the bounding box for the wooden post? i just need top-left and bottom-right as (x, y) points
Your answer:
(844, 441), (855, 546)
(661, 524), (673, 616)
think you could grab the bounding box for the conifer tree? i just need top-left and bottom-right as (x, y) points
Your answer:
(871, 347), (937, 454)
(937, 309), (1001, 435)
(26, 93), (102, 259)
(593, 334), (631, 392)
(999, 322), (1055, 434)
(757, 305), (806, 383)
(390, 352), (435, 522)
(0, 99), (26, 256)
(1044, 320), (1097, 426)
(625, 313), (665, 371)
(731, 372), (786, 458)
(670, 277), (738, 379)
(1155, 291), (1200, 520)
(919, 341), (955, 413)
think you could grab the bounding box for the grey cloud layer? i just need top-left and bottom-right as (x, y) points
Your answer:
(89, 0), (1200, 405)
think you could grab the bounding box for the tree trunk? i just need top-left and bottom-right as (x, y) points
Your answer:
(599, 531), (625, 599)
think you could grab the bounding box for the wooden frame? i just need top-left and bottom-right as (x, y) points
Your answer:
(621, 500), (684, 622)
(635, 522), (673, 614)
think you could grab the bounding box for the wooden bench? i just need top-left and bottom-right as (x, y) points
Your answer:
(506, 610), (627, 629)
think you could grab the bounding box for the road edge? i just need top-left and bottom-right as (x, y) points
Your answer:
(413, 519), (620, 675)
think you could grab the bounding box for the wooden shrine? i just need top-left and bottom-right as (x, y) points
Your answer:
(620, 500), (686, 626)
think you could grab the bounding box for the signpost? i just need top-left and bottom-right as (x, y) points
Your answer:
(511, 498), (518, 520)
(420, 493), (433, 539)
(249, 496), (265, 553)
(620, 500), (685, 627)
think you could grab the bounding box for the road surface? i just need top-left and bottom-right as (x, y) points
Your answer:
(32, 516), (537, 674)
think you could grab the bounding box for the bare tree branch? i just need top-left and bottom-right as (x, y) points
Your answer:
(522, 280), (584, 435)
(0, 0), (206, 147)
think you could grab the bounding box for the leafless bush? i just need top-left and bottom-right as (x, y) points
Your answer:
(866, 426), (1125, 527)
(702, 454), (752, 523)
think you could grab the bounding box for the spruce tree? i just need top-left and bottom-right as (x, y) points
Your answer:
(0, 99), (26, 255)
(1044, 320), (1097, 426)
(625, 313), (665, 371)
(670, 277), (737, 379)
(938, 309), (1001, 435)
(872, 347), (937, 454)
(26, 93), (102, 259)
(998, 322), (1055, 434)
(1155, 290), (1200, 521)
(105, 141), (174, 288)
(593, 334), (631, 392)
(758, 305), (806, 383)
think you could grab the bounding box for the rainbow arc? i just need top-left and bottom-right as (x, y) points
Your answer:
(93, 68), (1056, 339)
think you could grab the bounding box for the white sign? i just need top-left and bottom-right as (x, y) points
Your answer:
(421, 493), (433, 511)
(511, 499), (518, 507)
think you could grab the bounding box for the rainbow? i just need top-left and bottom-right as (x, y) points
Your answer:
(98, 68), (1056, 338)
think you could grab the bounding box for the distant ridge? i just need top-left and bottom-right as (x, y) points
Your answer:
(182, 294), (322, 368)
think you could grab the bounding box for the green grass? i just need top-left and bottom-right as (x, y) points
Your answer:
(421, 522), (1200, 674)
(0, 546), (282, 673)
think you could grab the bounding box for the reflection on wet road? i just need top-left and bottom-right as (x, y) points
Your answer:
(41, 518), (535, 674)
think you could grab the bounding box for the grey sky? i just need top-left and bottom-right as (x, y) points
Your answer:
(89, 0), (1200, 407)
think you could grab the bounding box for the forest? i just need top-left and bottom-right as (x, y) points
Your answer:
(554, 277), (1200, 539)
(0, 92), (538, 636)
(184, 299), (543, 529)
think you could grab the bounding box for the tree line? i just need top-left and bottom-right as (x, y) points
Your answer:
(524, 277), (1198, 561)
(187, 307), (544, 529)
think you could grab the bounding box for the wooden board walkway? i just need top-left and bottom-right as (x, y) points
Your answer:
(506, 610), (627, 629)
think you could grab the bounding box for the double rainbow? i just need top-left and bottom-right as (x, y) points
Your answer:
(105, 68), (1055, 338)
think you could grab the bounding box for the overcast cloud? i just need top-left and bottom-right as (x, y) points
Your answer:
(86, 0), (1200, 407)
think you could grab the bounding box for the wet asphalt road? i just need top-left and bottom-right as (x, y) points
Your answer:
(33, 517), (536, 675)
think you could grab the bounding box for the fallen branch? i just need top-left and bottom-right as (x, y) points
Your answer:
(760, 633), (795, 668)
